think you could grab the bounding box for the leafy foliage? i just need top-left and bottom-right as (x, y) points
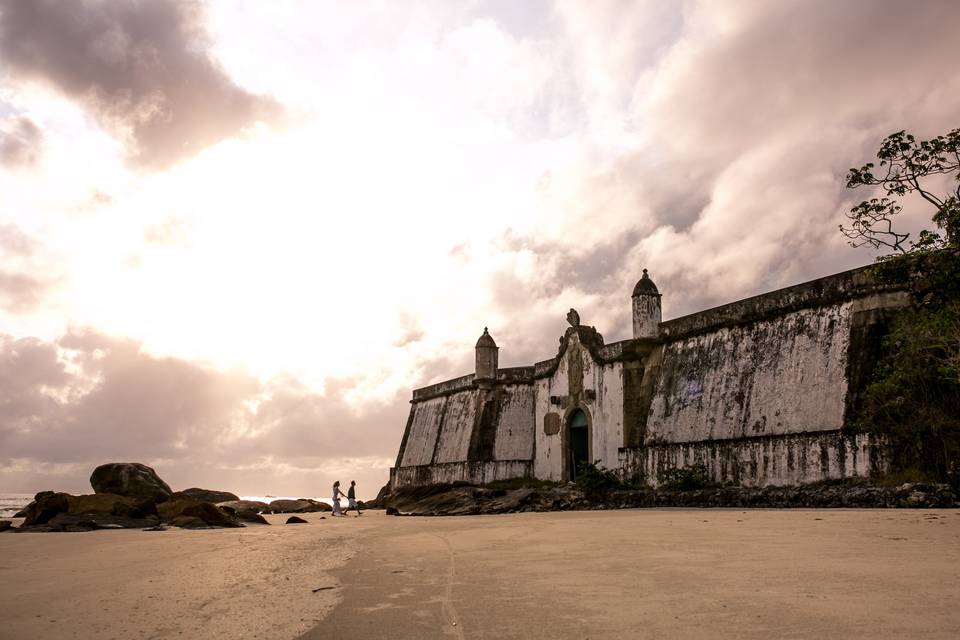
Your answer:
(849, 252), (960, 486)
(658, 463), (713, 491)
(841, 128), (960, 254)
(841, 128), (960, 486)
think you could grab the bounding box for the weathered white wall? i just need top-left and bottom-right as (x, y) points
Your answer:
(433, 390), (477, 463)
(533, 347), (570, 481)
(620, 432), (886, 487)
(647, 302), (852, 443)
(494, 386), (536, 461)
(391, 460), (534, 487)
(400, 396), (447, 467)
(591, 361), (624, 470)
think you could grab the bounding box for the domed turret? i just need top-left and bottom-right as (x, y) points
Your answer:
(475, 327), (499, 382)
(631, 269), (662, 339)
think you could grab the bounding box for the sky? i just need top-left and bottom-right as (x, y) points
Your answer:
(1, 0), (959, 498)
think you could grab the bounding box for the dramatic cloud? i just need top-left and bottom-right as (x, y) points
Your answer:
(0, 0), (280, 168)
(0, 115), (43, 168)
(481, 0), (960, 344)
(0, 330), (405, 495)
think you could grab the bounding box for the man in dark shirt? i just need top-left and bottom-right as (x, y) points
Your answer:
(346, 480), (362, 516)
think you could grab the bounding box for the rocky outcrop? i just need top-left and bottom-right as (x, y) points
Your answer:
(17, 491), (161, 530)
(181, 488), (240, 503)
(217, 500), (271, 524)
(20, 491), (70, 525)
(218, 499), (271, 512)
(0, 520), (12, 532)
(383, 481), (960, 516)
(217, 500), (270, 524)
(157, 493), (243, 528)
(67, 493), (157, 518)
(285, 516), (308, 524)
(268, 499), (331, 513)
(90, 463), (173, 503)
(364, 484), (391, 509)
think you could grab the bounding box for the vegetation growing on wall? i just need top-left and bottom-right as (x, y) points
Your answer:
(658, 463), (714, 491)
(842, 128), (960, 487)
(574, 460), (626, 495)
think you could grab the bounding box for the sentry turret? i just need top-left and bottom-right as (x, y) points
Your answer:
(631, 269), (661, 339)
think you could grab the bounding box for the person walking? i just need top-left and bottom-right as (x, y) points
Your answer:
(345, 480), (362, 516)
(332, 480), (346, 516)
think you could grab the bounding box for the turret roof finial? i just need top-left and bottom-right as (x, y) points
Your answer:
(476, 327), (498, 348)
(632, 267), (660, 297)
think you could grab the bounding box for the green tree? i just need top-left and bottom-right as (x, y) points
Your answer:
(842, 128), (960, 487)
(841, 128), (959, 254)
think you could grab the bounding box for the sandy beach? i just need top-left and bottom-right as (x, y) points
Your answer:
(2, 509), (959, 639)
(0, 512), (365, 639)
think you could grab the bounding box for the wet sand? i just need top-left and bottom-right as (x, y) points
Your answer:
(2, 509), (958, 639)
(307, 509), (960, 640)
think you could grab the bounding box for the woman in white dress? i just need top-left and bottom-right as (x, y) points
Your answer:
(332, 480), (346, 516)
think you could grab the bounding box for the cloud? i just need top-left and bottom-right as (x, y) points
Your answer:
(0, 329), (405, 495)
(0, 0), (281, 169)
(0, 223), (37, 257)
(0, 115), (43, 168)
(0, 224), (47, 312)
(480, 0), (960, 338)
(0, 271), (45, 312)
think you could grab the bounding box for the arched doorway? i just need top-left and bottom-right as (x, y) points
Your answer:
(567, 409), (589, 481)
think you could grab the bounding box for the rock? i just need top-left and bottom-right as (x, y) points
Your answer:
(168, 515), (210, 529)
(90, 463), (173, 503)
(142, 525), (168, 531)
(218, 504), (269, 525)
(365, 484), (391, 509)
(21, 491), (70, 526)
(13, 506), (30, 518)
(48, 513), (159, 531)
(385, 507), (400, 516)
(0, 520), (12, 532)
(181, 488), (240, 503)
(67, 493), (157, 519)
(17, 512), (159, 532)
(269, 499), (328, 513)
(19, 492), (158, 529)
(158, 493), (243, 528)
(286, 516), (308, 524)
(217, 499), (271, 513)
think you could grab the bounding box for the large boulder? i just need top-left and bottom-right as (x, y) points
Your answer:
(41, 513), (159, 532)
(21, 491), (70, 525)
(269, 499), (330, 513)
(181, 488), (240, 503)
(67, 493), (157, 519)
(19, 491), (160, 529)
(90, 463), (173, 503)
(0, 520), (12, 532)
(158, 493), (243, 528)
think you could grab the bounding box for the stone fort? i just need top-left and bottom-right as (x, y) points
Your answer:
(390, 264), (909, 489)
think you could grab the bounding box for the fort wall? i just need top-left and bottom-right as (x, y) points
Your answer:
(390, 264), (910, 489)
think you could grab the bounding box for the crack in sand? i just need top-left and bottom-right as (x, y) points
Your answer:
(432, 533), (465, 640)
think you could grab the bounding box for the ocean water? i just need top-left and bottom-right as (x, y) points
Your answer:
(0, 493), (33, 518)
